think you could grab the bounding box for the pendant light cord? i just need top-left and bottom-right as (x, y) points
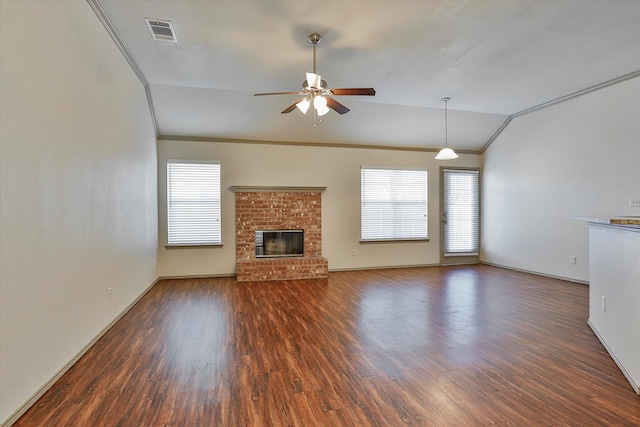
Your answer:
(435, 97), (458, 160)
(443, 97), (450, 148)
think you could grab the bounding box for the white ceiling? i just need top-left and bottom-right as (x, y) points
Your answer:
(95, 0), (640, 152)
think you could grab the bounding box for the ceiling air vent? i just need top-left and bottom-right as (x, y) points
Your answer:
(145, 18), (177, 42)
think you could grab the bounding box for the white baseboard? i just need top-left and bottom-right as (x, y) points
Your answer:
(2, 278), (160, 427)
(158, 273), (236, 280)
(588, 319), (640, 395)
(480, 261), (589, 285)
(328, 263), (441, 272)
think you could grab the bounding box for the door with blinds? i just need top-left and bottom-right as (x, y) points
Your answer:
(441, 168), (479, 264)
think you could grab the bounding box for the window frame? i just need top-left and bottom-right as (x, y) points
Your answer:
(441, 167), (480, 257)
(360, 166), (429, 243)
(166, 159), (222, 248)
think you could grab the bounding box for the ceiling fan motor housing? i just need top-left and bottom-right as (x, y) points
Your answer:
(302, 80), (328, 90)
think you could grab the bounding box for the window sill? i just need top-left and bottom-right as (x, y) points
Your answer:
(443, 252), (479, 257)
(165, 244), (224, 249)
(360, 238), (429, 244)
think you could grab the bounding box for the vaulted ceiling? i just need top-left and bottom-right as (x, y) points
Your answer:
(94, 0), (640, 152)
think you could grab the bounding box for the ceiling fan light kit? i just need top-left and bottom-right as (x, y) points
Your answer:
(435, 97), (460, 160)
(254, 33), (376, 121)
(313, 95), (330, 116)
(296, 98), (311, 114)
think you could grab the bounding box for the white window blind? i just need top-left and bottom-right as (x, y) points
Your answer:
(443, 169), (479, 254)
(167, 161), (221, 246)
(361, 167), (428, 241)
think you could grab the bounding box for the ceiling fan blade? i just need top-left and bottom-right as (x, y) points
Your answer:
(326, 97), (350, 115)
(330, 88), (376, 96)
(281, 98), (307, 114)
(254, 91), (303, 96)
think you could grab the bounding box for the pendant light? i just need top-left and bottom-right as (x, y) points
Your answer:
(435, 97), (459, 160)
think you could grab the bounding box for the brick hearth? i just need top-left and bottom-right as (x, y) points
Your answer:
(230, 186), (328, 281)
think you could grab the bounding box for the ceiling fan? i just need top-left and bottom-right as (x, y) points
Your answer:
(254, 33), (375, 116)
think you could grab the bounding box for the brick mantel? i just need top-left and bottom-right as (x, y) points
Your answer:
(229, 185), (327, 193)
(231, 186), (328, 281)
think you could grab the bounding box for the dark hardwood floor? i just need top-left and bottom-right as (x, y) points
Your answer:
(14, 265), (640, 426)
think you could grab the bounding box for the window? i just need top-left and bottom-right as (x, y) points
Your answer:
(361, 167), (428, 241)
(443, 169), (479, 254)
(167, 160), (221, 246)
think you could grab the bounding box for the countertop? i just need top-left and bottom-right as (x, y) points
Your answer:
(571, 216), (640, 228)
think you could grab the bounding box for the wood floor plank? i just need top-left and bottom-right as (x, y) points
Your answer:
(13, 265), (640, 426)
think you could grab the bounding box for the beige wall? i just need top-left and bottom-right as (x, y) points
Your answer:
(482, 77), (640, 282)
(0, 2), (158, 424)
(157, 140), (482, 277)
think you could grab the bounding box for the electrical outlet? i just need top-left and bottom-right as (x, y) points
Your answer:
(152, 257), (157, 266)
(352, 249), (357, 256)
(629, 198), (640, 207)
(570, 256), (576, 264)
(108, 287), (113, 301)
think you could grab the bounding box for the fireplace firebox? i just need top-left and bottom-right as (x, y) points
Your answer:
(255, 230), (304, 258)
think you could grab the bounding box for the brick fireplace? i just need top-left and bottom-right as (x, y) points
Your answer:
(230, 186), (328, 281)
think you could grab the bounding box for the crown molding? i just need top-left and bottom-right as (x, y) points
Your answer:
(481, 70), (640, 153)
(159, 135), (480, 155)
(86, 0), (159, 138)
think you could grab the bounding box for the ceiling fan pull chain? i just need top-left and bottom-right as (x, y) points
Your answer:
(312, 93), (317, 127)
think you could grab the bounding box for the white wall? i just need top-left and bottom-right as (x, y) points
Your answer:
(0, 2), (158, 424)
(158, 140), (481, 277)
(482, 77), (640, 282)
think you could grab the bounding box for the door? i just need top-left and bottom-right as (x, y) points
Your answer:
(441, 168), (480, 265)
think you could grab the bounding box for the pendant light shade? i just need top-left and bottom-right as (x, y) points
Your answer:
(435, 97), (459, 160)
(435, 147), (459, 160)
